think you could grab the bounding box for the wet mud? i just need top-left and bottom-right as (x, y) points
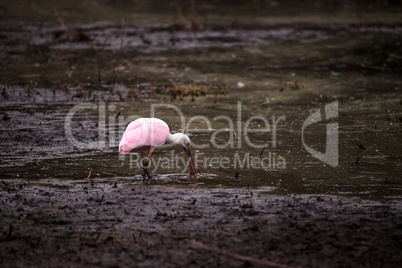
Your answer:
(1, 0), (402, 266)
(1, 183), (401, 267)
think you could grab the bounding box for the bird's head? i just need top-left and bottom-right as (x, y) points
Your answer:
(178, 133), (191, 150)
(168, 132), (191, 149)
(168, 132), (199, 175)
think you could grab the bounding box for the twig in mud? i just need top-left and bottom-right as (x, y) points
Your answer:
(132, 234), (137, 244)
(54, 8), (91, 42)
(260, 146), (266, 157)
(355, 157), (360, 166)
(62, 84), (70, 101)
(2, 114), (11, 120)
(356, 143), (366, 150)
(5, 224), (13, 240)
(1, 83), (9, 99)
(110, 19), (126, 84)
(98, 34), (109, 84)
(86, 168), (93, 184)
(287, 80), (300, 90)
(339, 111), (355, 121)
(54, 8), (73, 40)
(103, 236), (114, 244)
(191, 240), (299, 268)
(26, 86), (31, 97)
(382, 99), (390, 122)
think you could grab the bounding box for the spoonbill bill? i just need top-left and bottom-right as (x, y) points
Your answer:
(119, 118), (199, 180)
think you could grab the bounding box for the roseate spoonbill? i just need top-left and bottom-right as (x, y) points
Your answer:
(119, 118), (199, 180)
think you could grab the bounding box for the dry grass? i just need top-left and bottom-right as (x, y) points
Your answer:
(165, 82), (229, 101)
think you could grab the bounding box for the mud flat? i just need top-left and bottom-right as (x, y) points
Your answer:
(1, 1), (401, 266)
(1, 182), (401, 267)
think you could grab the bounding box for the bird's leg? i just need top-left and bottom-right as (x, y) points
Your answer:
(147, 147), (154, 160)
(140, 151), (147, 182)
(142, 158), (150, 182)
(141, 148), (154, 181)
(143, 148), (154, 180)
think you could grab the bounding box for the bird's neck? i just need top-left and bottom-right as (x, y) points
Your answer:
(166, 133), (182, 146)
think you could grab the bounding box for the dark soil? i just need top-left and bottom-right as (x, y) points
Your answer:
(1, 183), (401, 267)
(1, 1), (401, 267)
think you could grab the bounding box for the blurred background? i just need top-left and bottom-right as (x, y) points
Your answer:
(2, 0), (402, 25)
(0, 0), (401, 200)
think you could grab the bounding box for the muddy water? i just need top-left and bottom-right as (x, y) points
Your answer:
(1, 9), (401, 201)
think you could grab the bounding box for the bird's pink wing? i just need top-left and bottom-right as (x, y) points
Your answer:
(144, 118), (170, 146)
(119, 118), (169, 154)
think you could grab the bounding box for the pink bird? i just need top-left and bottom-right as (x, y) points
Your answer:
(119, 118), (199, 180)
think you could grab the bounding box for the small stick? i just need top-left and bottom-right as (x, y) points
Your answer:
(355, 157), (360, 166)
(6, 224), (13, 240)
(191, 240), (299, 268)
(54, 8), (73, 40)
(356, 143), (366, 150)
(86, 168), (93, 184)
(339, 111), (355, 121)
(260, 146), (266, 157)
(1, 82), (9, 99)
